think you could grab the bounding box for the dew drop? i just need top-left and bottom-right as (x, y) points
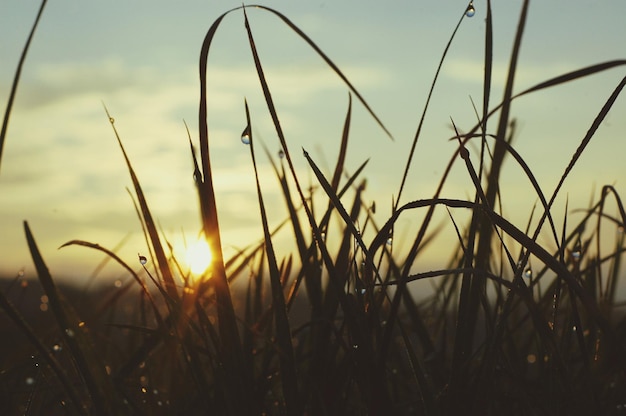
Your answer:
(352, 344), (359, 350)
(571, 250), (581, 261)
(139, 254), (148, 265)
(52, 344), (62, 352)
(465, 3), (476, 17)
(65, 328), (75, 338)
(241, 125), (251, 145)
(523, 268), (532, 279)
(109, 117), (115, 124)
(278, 149), (285, 159)
(114, 279), (122, 288)
(386, 236), (393, 246)
(25, 377), (35, 386)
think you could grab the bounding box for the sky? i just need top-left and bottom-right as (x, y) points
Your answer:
(1, 1), (625, 287)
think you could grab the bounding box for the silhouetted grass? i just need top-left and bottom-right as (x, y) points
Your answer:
(2, 2), (626, 415)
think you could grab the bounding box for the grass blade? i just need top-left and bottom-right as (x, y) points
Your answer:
(103, 105), (179, 302)
(24, 221), (122, 415)
(394, 1), (471, 208)
(0, 0), (47, 175)
(245, 99), (299, 415)
(0, 289), (86, 415)
(197, 10), (245, 392)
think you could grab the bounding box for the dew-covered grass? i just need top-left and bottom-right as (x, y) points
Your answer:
(1, 1), (626, 415)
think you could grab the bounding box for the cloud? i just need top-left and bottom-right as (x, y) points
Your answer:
(442, 58), (578, 90)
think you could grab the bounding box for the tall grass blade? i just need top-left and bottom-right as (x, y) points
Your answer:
(197, 10), (245, 390)
(394, 1), (471, 208)
(0, 0), (47, 175)
(245, 100), (299, 415)
(331, 92), (352, 192)
(450, 1), (529, 409)
(546, 76), (626, 209)
(243, 8), (390, 409)
(103, 105), (179, 301)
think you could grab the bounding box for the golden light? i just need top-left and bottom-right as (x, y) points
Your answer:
(184, 238), (213, 277)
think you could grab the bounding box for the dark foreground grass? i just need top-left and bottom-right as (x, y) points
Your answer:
(2, 2), (626, 415)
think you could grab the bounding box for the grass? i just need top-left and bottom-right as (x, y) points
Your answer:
(2, 1), (626, 415)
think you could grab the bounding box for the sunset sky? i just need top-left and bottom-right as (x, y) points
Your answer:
(1, 1), (625, 286)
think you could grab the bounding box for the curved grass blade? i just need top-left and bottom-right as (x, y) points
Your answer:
(247, 5), (393, 140)
(196, 9), (244, 383)
(59, 239), (165, 329)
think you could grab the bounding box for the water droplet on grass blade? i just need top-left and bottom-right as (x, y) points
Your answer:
(25, 377), (35, 385)
(524, 268), (532, 279)
(109, 117), (115, 124)
(465, 2), (475, 17)
(241, 125), (251, 145)
(278, 149), (285, 158)
(386, 236), (393, 246)
(139, 254), (148, 265)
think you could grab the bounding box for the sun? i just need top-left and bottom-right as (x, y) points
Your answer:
(184, 238), (213, 277)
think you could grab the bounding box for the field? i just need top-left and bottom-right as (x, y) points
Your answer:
(1, 1), (626, 415)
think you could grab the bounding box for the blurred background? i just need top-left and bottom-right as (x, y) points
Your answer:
(1, 0), (624, 286)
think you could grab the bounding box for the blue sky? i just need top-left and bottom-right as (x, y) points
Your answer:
(1, 1), (625, 285)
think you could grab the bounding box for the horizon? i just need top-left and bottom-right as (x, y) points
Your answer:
(1, 1), (625, 288)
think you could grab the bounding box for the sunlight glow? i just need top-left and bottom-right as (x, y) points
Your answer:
(184, 238), (213, 277)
